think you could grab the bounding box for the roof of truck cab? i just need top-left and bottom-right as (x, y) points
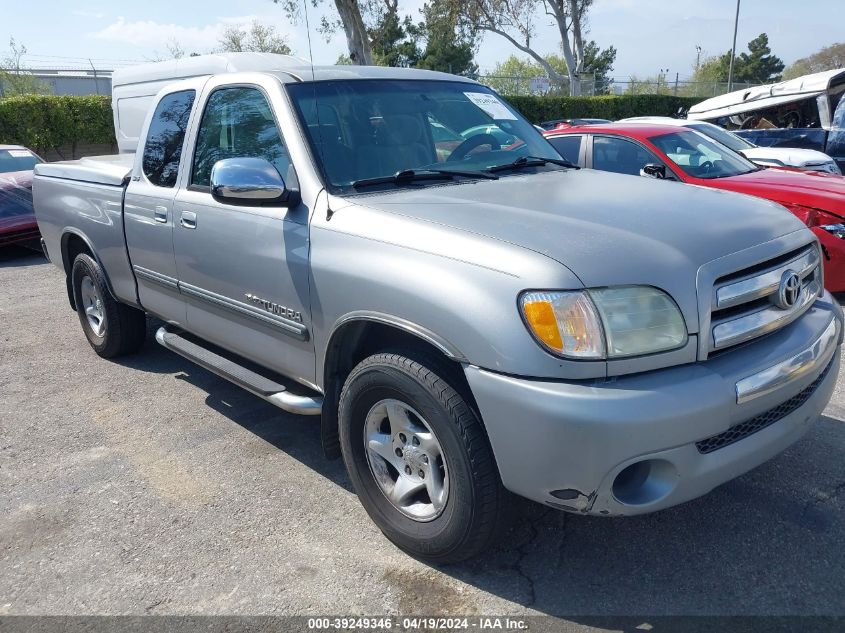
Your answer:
(112, 52), (477, 87)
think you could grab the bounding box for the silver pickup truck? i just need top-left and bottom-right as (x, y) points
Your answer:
(33, 53), (843, 563)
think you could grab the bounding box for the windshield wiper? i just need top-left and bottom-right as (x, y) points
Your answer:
(486, 155), (580, 174)
(352, 168), (498, 190)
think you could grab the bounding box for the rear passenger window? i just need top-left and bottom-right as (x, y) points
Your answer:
(191, 87), (291, 189)
(142, 90), (196, 188)
(548, 135), (582, 164)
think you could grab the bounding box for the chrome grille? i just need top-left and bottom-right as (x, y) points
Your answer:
(709, 244), (822, 353)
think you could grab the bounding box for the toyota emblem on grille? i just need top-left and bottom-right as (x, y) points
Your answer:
(776, 270), (801, 309)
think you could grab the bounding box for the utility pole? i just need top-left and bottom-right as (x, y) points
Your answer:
(727, 0), (741, 92)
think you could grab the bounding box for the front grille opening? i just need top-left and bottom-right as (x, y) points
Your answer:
(714, 244), (812, 287)
(695, 358), (833, 454)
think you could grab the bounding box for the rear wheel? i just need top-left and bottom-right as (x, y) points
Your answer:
(339, 352), (506, 563)
(71, 253), (146, 358)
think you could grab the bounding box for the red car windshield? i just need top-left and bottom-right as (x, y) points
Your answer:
(649, 130), (758, 179)
(0, 149), (40, 174)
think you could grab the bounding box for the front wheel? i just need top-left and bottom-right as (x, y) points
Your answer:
(71, 253), (146, 358)
(339, 352), (506, 563)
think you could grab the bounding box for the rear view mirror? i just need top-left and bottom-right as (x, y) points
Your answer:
(210, 157), (299, 206)
(640, 164), (667, 179)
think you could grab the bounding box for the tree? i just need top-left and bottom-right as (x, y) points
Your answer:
(275, 0), (373, 64)
(369, 0), (422, 67)
(783, 42), (845, 80)
(735, 33), (784, 83)
(457, 0), (594, 95)
(582, 40), (616, 93)
(414, 0), (478, 75)
(218, 20), (292, 54)
(0, 38), (49, 96)
(692, 33), (784, 86)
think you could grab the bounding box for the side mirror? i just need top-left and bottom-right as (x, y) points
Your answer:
(640, 164), (666, 179)
(210, 157), (299, 206)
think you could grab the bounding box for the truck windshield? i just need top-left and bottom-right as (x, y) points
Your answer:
(287, 80), (561, 193)
(649, 130), (760, 179)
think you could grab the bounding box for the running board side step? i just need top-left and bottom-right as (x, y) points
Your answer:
(155, 326), (322, 416)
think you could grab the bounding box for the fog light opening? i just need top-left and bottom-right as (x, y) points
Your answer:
(612, 459), (677, 506)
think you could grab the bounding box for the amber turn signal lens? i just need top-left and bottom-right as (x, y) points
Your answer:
(522, 299), (564, 351)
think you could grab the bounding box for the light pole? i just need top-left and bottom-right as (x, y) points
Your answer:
(695, 45), (702, 71)
(727, 0), (741, 91)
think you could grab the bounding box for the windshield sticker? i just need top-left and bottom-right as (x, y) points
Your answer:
(463, 92), (517, 120)
(6, 150), (31, 158)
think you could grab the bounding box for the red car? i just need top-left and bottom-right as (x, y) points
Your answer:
(544, 123), (845, 292)
(0, 145), (43, 247)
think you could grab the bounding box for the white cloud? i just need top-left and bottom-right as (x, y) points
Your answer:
(91, 17), (226, 51)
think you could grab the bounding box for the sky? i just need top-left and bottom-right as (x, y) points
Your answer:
(1, 0), (843, 80)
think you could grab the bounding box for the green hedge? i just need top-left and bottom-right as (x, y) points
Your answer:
(0, 95), (114, 157)
(503, 94), (703, 124)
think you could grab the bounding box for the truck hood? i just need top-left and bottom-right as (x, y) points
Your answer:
(355, 168), (807, 331)
(740, 147), (839, 171)
(705, 167), (845, 215)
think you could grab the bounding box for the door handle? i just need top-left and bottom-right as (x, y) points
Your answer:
(180, 211), (197, 229)
(154, 206), (168, 223)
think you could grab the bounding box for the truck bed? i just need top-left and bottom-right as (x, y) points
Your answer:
(34, 154), (134, 186)
(32, 153), (139, 307)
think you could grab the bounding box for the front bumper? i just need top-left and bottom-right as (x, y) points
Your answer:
(465, 294), (842, 515)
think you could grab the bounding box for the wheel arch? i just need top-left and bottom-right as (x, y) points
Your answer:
(320, 314), (474, 460)
(60, 230), (117, 310)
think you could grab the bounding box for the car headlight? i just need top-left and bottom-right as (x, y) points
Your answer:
(520, 287), (687, 359)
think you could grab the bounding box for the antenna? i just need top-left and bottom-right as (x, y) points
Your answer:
(301, 0), (330, 218)
(302, 0), (316, 82)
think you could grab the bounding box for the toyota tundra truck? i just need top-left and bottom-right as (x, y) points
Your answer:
(33, 53), (843, 563)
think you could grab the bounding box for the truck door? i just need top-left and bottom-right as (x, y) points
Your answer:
(172, 84), (314, 383)
(124, 88), (197, 324)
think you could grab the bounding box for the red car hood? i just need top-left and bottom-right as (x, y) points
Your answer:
(701, 168), (845, 215)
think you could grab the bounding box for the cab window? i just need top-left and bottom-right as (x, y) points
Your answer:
(141, 90), (195, 188)
(191, 87), (292, 189)
(592, 136), (659, 176)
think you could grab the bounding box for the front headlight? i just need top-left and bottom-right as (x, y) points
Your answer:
(520, 287), (687, 359)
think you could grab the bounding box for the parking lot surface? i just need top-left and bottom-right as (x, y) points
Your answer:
(2, 246), (845, 624)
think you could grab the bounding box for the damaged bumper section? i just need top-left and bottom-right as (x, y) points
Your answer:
(465, 294), (842, 516)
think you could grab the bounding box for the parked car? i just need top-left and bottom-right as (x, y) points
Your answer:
(621, 116), (841, 174)
(34, 53), (842, 563)
(540, 118), (610, 131)
(688, 68), (845, 173)
(0, 145), (42, 247)
(544, 122), (845, 291)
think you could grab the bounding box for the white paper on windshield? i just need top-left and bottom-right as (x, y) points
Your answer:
(6, 150), (31, 157)
(463, 92), (517, 120)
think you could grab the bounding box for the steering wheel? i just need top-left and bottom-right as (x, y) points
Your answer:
(447, 134), (502, 162)
(700, 160), (714, 173)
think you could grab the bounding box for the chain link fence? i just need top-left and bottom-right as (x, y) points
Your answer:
(477, 74), (759, 98)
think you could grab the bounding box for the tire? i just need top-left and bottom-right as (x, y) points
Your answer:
(71, 253), (146, 358)
(338, 352), (506, 564)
